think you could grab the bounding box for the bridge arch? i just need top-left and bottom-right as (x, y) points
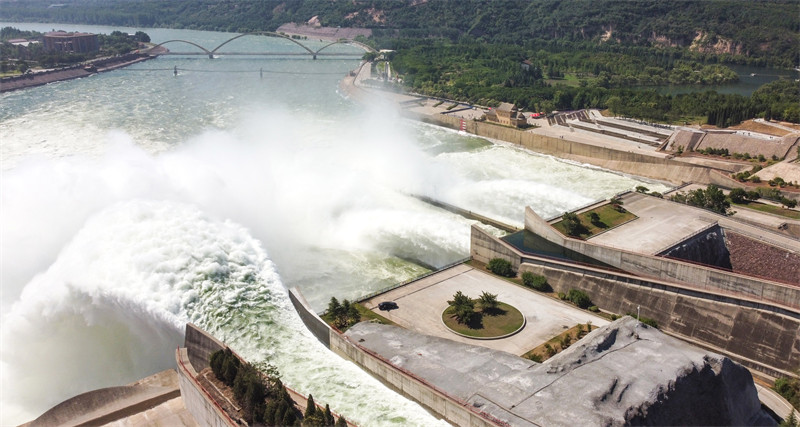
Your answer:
(152, 39), (213, 56)
(211, 31), (316, 56)
(314, 39), (377, 56)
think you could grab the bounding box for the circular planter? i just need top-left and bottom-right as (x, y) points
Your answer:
(441, 302), (525, 340)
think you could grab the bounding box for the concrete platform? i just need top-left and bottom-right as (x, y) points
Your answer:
(345, 317), (773, 426)
(361, 263), (608, 356)
(588, 192), (714, 254)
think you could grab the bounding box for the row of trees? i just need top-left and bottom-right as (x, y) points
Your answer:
(669, 185), (731, 215)
(209, 348), (300, 425)
(304, 395), (347, 427)
(209, 348), (348, 426)
(671, 184), (798, 212)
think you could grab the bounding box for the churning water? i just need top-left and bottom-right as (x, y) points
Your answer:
(0, 25), (666, 425)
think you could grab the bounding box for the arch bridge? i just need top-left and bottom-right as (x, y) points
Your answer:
(148, 31), (375, 59)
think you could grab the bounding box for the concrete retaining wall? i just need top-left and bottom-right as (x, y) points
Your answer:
(288, 287), (332, 347)
(287, 288), (500, 427)
(519, 262), (800, 378)
(185, 323), (226, 372)
(176, 348), (236, 427)
(523, 207), (800, 310)
(470, 225), (800, 376)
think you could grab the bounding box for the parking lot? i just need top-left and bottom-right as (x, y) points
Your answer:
(361, 263), (608, 356)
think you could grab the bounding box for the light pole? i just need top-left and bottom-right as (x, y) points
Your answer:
(637, 306), (640, 322)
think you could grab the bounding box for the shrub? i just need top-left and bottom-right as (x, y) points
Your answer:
(567, 289), (593, 309)
(448, 291), (476, 324)
(558, 292), (566, 300)
(627, 313), (659, 328)
(488, 258), (514, 277)
(478, 291), (500, 312)
(588, 305), (600, 312)
(522, 271), (551, 291)
(610, 314), (619, 320)
(773, 375), (800, 410)
(528, 353), (543, 362)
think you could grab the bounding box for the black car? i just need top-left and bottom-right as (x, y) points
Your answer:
(378, 301), (398, 311)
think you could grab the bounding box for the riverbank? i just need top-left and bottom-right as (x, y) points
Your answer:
(340, 63), (800, 198)
(0, 52), (154, 93)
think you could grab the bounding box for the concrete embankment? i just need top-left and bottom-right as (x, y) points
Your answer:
(0, 53), (153, 93)
(338, 63), (765, 188)
(418, 112), (734, 186)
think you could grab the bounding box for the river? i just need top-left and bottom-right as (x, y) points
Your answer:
(1, 24), (667, 426)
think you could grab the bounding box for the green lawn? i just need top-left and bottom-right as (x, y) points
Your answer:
(552, 204), (637, 239)
(732, 201), (800, 220)
(442, 302), (524, 338)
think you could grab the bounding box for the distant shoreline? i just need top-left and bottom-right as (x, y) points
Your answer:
(0, 52), (156, 93)
(276, 23), (372, 42)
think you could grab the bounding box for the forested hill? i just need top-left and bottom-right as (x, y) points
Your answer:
(1, 0), (797, 68)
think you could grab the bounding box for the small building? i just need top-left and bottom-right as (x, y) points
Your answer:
(485, 103), (527, 128)
(43, 31), (98, 53)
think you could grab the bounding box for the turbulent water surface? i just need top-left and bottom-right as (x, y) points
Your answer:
(0, 24), (667, 426)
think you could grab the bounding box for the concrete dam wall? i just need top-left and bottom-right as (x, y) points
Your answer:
(418, 113), (723, 186)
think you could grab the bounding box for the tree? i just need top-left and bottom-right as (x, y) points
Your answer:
(781, 197), (798, 209)
(780, 411), (798, 427)
(729, 187), (747, 204)
(335, 415), (348, 427)
(746, 190), (761, 201)
(448, 291), (475, 324)
(588, 212), (601, 225)
(561, 211), (583, 237)
(478, 291), (499, 312)
(323, 404), (335, 426)
(305, 394), (317, 418)
(327, 297), (360, 330)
